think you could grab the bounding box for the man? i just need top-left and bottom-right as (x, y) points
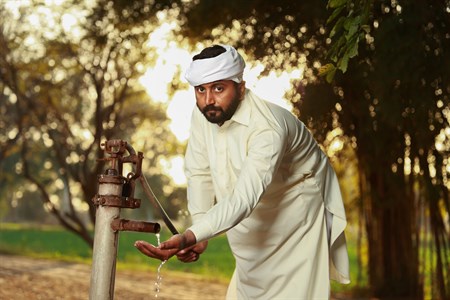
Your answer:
(135, 44), (350, 299)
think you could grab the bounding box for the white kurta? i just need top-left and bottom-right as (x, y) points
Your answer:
(185, 89), (350, 299)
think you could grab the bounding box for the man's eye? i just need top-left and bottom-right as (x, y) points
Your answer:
(196, 87), (205, 93)
(215, 86), (224, 92)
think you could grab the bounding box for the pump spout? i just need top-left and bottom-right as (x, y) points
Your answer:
(111, 218), (161, 233)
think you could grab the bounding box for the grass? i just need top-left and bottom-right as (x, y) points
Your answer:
(116, 230), (235, 282)
(0, 222), (92, 262)
(0, 222), (367, 290)
(0, 222), (235, 282)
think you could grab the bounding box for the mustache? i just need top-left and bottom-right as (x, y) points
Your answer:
(203, 105), (222, 112)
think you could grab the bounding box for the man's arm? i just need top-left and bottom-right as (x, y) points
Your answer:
(187, 126), (288, 242)
(185, 108), (216, 224)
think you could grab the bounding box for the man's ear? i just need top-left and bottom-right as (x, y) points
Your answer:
(239, 81), (246, 100)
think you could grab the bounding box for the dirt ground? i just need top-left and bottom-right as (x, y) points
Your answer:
(0, 254), (228, 300)
(0, 254), (361, 300)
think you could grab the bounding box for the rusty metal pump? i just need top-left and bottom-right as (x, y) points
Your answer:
(89, 140), (178, 300)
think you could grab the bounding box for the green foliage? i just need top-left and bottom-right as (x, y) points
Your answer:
(0, 0), (186, 247)
(178, 0), (329, 74)
(0, 223), (93, 259)
(304, 1), (450, 298)
(322, 0), (373, 80)
(318, 63), (337, 86)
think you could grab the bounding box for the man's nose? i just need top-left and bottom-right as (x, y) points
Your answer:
(205, 91), (215, 105)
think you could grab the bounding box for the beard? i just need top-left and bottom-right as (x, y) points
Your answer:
(199, 93), (241, 125)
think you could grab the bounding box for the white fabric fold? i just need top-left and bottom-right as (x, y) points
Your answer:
(185, 44), (245, 86)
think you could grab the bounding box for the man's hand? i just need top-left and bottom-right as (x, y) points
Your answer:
(134, 240), (177, 261)
(134, 230), (197, 261)
(176, 241), (208, 263)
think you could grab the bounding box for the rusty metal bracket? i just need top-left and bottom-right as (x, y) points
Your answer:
(92, 194), (141, 209)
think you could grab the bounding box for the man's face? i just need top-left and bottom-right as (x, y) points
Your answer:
(195, 80), (245, 125)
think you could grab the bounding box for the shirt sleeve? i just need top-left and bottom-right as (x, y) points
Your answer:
(188, 125), (287, 242)
(184, 108), (216, 224)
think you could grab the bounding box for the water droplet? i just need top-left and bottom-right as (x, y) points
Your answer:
(154, 233), (167, 298)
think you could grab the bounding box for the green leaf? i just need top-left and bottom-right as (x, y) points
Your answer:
(327, 5), (345, 24)
(346, 36), (360, 58)
(343, 16), (361, 31)
(328, 0), (347, 9)
(318, 63), (336, 76)
(318, 63), (337, 83)
(337, 54), (349, 73)
(346, 25), (358, 40)
(330, 17), (345, 38)
(326, 67), (337, 83)
(361, 24), (371, 33)
(328, 36), (346, 62)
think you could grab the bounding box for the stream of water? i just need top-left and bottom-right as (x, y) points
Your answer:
(154, 233), (167, 298)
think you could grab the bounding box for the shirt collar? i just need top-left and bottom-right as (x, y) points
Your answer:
(228, 89), (251, 126)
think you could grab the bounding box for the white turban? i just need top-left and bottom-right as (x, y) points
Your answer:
(185, 45), (246, 87)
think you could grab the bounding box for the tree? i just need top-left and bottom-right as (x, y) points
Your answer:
(313, 1), (450, 298)
(175, 0), (450, 298)
(0, 0), (185, 247)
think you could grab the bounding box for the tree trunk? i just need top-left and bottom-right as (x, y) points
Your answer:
(361, 156), (420, 298)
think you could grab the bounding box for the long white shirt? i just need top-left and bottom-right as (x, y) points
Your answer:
(186, 89), (350, 299)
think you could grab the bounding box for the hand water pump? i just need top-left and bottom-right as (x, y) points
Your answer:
(89, 140), (178, 300)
